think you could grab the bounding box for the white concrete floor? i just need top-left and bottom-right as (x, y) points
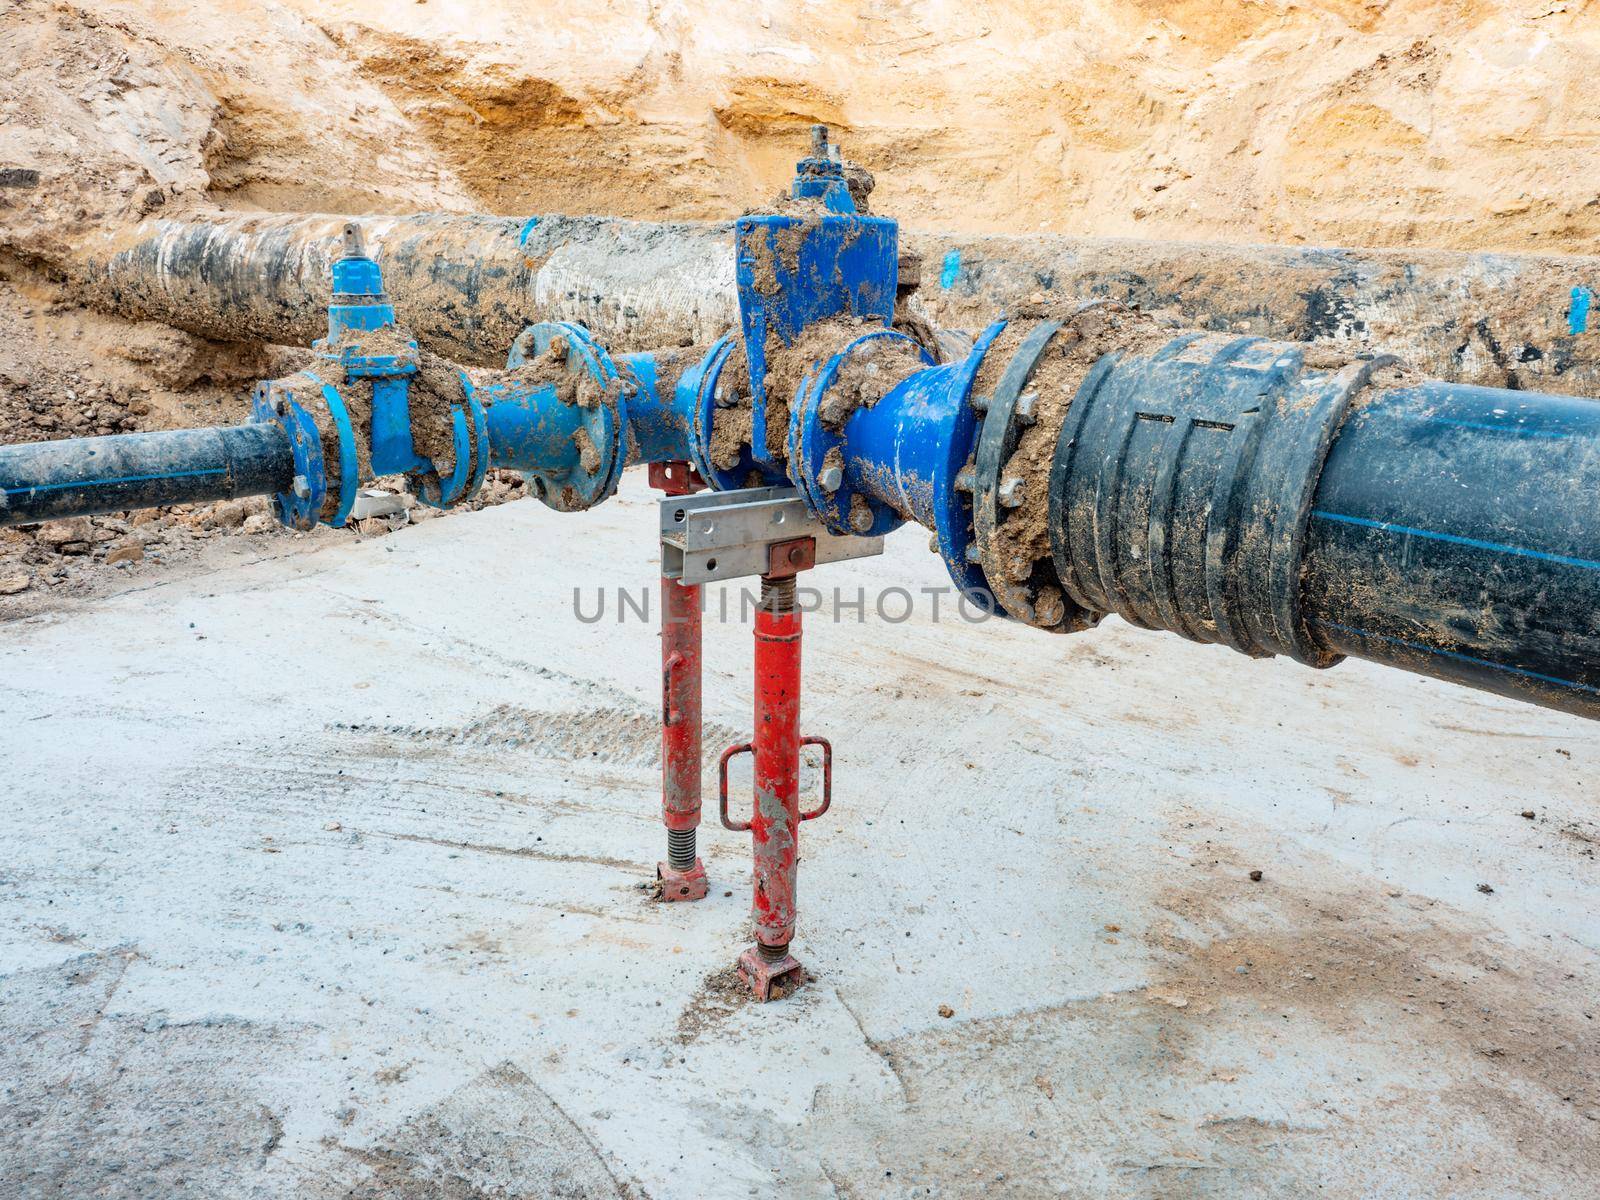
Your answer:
(2, 472), (1596, 1198)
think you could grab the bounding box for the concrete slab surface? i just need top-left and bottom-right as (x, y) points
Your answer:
(2, 472), (1596, 1198)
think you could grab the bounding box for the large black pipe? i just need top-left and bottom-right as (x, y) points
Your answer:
(1304, 384), (1600, 717)
(0, 423), (293, 526)
(1045, 332), (1600, 720)
(77, 212), (1600, 393)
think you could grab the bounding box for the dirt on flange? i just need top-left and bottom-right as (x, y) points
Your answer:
(981, 304), (1172, 625)
(816, 334), (927, 432)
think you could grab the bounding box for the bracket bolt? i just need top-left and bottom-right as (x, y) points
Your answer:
(998, 477), (1026, 507)
(1015, 391), (1039, 425)
(818, 465), (843, 493)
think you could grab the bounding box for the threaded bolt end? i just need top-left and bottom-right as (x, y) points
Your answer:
(758, 941), (790, 964)
(666, 827), (697, 871)
(761, 575), (798, 613)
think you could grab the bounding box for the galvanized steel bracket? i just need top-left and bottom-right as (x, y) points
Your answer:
(659, 485), (884, 586)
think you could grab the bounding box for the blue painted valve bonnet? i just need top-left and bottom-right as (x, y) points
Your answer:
(331, 254), (384, 297)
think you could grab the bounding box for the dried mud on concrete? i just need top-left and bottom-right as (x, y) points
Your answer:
(1, 476), (1595, 1198)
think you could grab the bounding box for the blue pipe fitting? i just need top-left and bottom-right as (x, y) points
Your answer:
(312, 251), (423, 485)
(614, 348), (680, 466)
(324, 223), (395, 338)
(909, 321), (1009, 606)
(787, 329), (934, 538)
(249, 371), (348, 530)
(316, 291), (485, 514)
(735, 140), (899, 475)
(677, 335), (768, 491)
(791, 124), (858, 214)
(780, 319), (1010, 606)
(489, 322), (629, 511)
(415, 383), (490, 511)
(249, 230), (489, 527)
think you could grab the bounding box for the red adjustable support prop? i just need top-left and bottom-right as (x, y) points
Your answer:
(651, 461), (708, 901)
(719, 536), (832, 1001)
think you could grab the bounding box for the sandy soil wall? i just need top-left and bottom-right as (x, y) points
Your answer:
(5, 0), (1600, 255)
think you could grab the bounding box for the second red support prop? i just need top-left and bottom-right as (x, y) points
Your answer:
(719, 538), (832, 1001)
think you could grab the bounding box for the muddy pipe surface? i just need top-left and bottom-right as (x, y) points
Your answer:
(1036, 319), (1600, 722)
(79, 213), (736, 366)
(78, 212), (1600, 394)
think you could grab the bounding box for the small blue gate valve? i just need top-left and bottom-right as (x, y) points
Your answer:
(734, 126), (899, 480)
(250, 223), (486, 529)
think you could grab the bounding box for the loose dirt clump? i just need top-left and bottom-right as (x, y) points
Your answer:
(754, 316), (882, 466)
(816, 334), (926, 432)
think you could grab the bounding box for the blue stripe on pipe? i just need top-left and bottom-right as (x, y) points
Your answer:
(1316, 620), (1600, 698)
(939, 250), (960, 288)
(1430, 418), (1574, 440)
(3, 466), (229, 497)
(1311, 511), (1600, 574)
(1570, 285), (1592, 335)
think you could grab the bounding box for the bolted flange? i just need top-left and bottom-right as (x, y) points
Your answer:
(787, 328), (934, 538)
(971, 319), (1082, 630)
(503, 321), (630, 511)
(250, 371), (356, 530)
(928, 319), (1009, 610)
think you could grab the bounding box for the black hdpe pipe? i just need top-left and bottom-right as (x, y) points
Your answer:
(1304, 384), (1600, 716)
(0, 423), (293, 525)
(1045, 334), (1600, 720)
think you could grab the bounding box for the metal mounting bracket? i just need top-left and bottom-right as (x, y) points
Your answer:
(660, 485), (884, 585)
